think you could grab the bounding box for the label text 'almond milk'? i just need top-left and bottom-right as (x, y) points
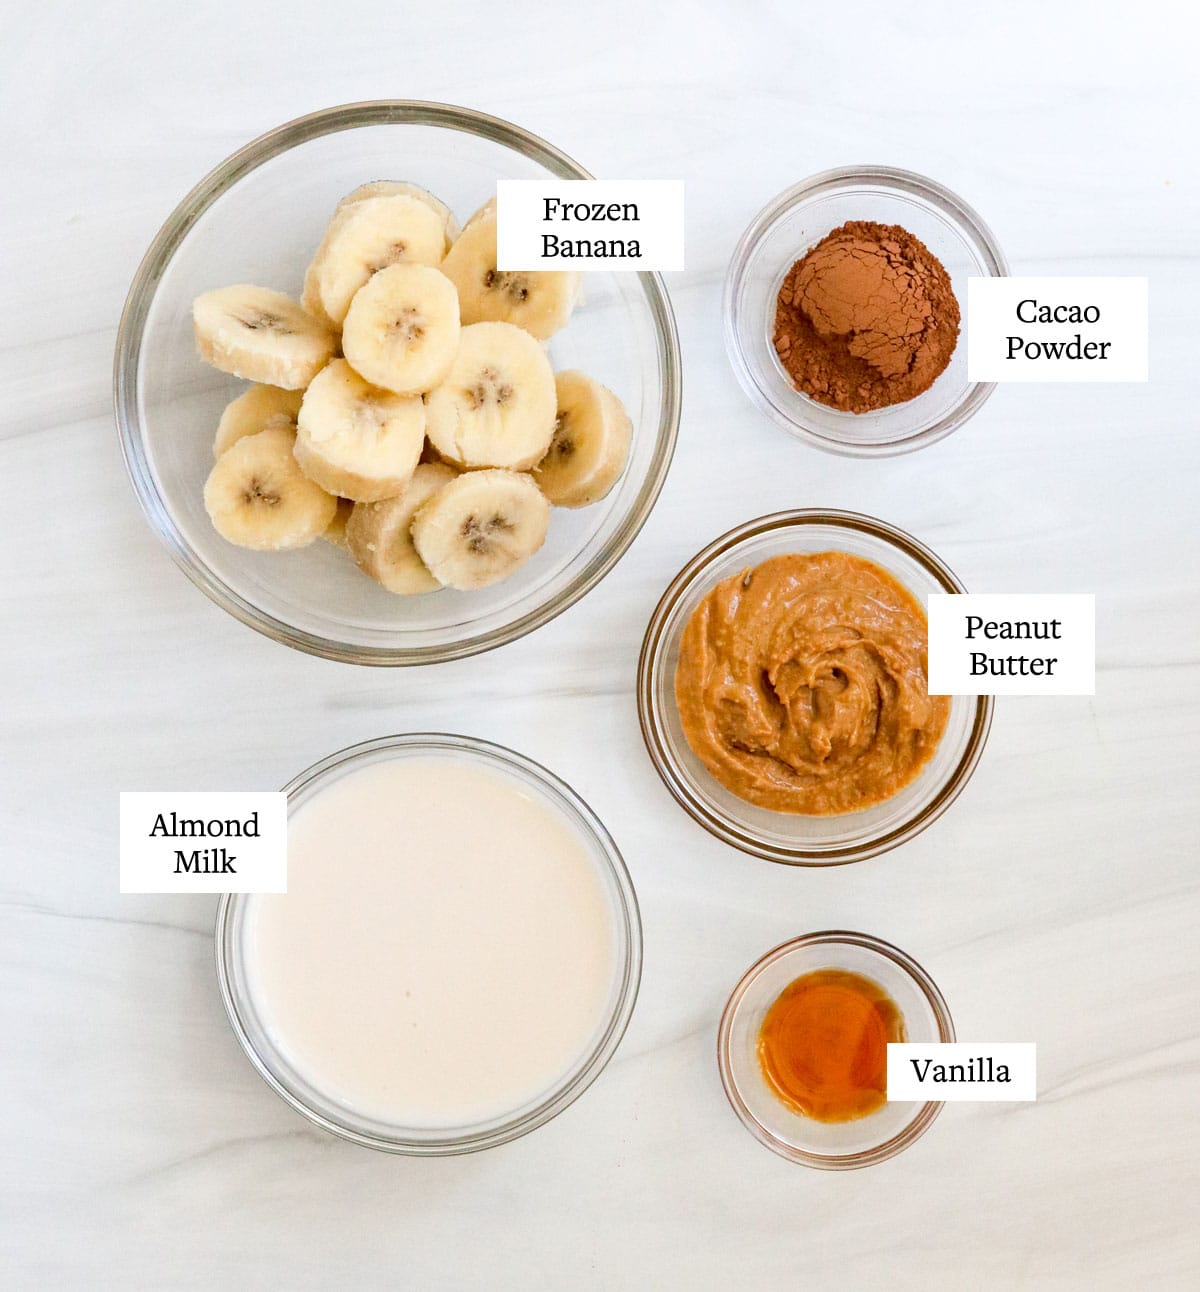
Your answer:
(120, 791), (286, 893)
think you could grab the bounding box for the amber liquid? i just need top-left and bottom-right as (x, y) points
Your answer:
(757, 969), (906, 1123)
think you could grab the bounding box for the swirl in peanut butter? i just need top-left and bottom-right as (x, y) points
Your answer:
(674, 552), (948, 815)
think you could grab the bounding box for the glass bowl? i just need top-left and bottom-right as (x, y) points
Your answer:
(724, 166), (1007, 456)
(215, 733), (642, 1155)
(116, 101), (680, 664)
(637, 510), (992, 865)
(718, 931), (954, 1169)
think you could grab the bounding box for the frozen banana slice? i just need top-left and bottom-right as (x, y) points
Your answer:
(295, 359), (426, 502)
(321, 497), (355, 548)
(307, 194), (446, 327)
(336, 181), (460, 253)
(424, 322), (556, 471)
(461, 196), (496, 229)
(193, 286), (336, 389)
(203, 424), (336, 550)
(213, 384), (304, 459)
(534, 371), (633, 508)
(341, 263), (460, 395)
(346, 462), (459, 594)
(301, 260), (339, 333)
(411, 469), (550, 591)
(440, 206), (579, 340)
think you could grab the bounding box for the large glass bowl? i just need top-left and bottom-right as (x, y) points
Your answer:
(116, 102), (680, 664)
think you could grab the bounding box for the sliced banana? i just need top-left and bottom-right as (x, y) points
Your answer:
(424, 322), (556, 471)
(346, 462), (459, 594)
(295, 359), (425, 502)
(213, 384), (303, 459)
(193, 286), (336, 389)
(303, 180), (463, 332)
(462, 197), (495, 229)
(411, 469), (550, 591)
(203, 424), (336, 550)
(322, 497), (355, 548)
(307, 195), (446, 327)
(440, 207), (580, 340)
(534, 371), (633, 508)
(301, 261), (339, 333)
(341, 263), (460, 395)
(336, 181), (460, 252)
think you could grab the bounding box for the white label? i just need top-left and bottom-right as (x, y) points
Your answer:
(496, 180), (684, 271)
(888, 1043), (1037, 1101)
(967, 276), (1147, 381)
(927, 593), (1095, 696)
(119, 792), (286, 893)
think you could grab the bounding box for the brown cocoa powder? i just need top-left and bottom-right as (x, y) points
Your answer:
(772, 220), (960, 414)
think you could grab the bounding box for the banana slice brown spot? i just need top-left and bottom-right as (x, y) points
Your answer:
(461, 511), (513, 553)
(467, 368), (514, 410)
(237, 309), (287, 333)
(243, 477), (281, 506)
(545, 412), (576, 461)
(482, 269), (530, 303)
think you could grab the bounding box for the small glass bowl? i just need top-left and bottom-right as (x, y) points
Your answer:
(724, 166), (1007, 456)
(637, 510), (992, 865)
(215, 733), (642, 1155)
(718, 931), (955, 1169)
(116, 102), (680, 664)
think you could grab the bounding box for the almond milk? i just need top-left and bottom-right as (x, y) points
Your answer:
(244, 756), (618, 1127)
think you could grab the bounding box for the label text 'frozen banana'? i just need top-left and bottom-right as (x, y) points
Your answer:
(497, 180), (684, 271)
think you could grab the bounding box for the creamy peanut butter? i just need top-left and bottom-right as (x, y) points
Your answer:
(674, 552), (948, 815)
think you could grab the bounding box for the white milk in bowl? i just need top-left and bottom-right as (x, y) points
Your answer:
(241, 751), (625, 1132)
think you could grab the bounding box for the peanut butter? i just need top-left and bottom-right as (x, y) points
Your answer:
(674, 552), (948, 815)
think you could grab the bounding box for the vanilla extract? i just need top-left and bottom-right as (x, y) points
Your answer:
(757, 968), (905, 1123)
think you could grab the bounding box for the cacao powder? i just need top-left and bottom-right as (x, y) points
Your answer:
(772, 220), (960, 413)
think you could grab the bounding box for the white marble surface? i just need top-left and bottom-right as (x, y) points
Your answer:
(3, 3), (1198, 1287)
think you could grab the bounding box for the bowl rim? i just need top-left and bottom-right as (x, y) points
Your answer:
(215, 731), (643, 1155)
(722, 164), (1009, 458)
(717, 929), (955, 1169)
(114, 100), (681, 665)
(636, 508), (994, 865)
